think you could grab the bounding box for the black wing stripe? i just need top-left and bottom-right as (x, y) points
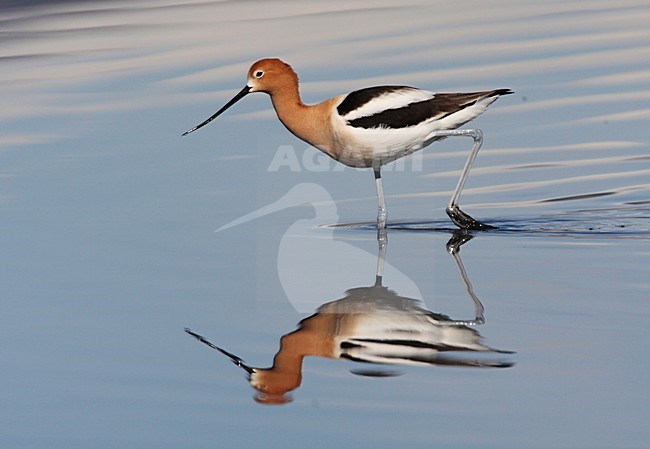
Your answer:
(346, 89), (513, 129)
(348, 338), (480, 352)
(346, 96), (464, 129)
(336, 86), (416, 117)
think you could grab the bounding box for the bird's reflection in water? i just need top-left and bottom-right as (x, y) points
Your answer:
(185, 231), (513, 404)
(186, 231), (514, 405)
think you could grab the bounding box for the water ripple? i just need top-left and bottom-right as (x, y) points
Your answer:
(327, 204), (650, 239)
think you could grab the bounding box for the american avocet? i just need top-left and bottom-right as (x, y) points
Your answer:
(183, 58), (512, 230)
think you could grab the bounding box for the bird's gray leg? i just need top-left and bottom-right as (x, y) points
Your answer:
(445, 232), (485, 326)
(429, 129), (495, 230)
(374, 167), (387, 230)
(373, 167), (388, 286)
(374, 227), (388, 286)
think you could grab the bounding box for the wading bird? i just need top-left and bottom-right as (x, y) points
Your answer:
(183, 58), (512, 230)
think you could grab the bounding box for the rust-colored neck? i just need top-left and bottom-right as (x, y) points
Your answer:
(251, 313), (339, 396)
(267, 83), (337, 155)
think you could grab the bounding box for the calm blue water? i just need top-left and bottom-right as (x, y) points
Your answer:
(1, 1), (649, 448)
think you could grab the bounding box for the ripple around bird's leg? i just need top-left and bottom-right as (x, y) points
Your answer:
(320, 205), (650, 239)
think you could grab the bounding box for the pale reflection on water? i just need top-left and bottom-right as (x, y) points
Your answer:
(1, 1), (649, 448)
(186, 232), (513, 405)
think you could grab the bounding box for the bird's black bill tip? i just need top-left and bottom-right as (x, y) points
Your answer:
(184, 327), (255, 375)
(181, 85), (252, 136)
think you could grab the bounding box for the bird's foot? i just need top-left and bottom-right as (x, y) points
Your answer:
(445, 230), (474, 255)
(446, 206), (496, 231)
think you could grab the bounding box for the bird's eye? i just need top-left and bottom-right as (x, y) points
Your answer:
(254, 70), (264, 78)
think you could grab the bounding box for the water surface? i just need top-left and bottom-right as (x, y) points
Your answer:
(1, 1), (649, 448)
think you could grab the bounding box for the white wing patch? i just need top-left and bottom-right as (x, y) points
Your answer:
(342, 88), (435, 121)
